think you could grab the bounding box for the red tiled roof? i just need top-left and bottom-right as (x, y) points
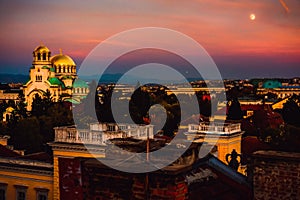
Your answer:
(241, 105), (264, 111)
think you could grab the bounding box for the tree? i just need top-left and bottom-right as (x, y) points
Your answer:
(43, 89), (53, 108)
(11, 117), (43, 153)
(31, 94), (45, 117)
(0, 101), (8, 120)
(31, 90), (55, 117)
(15, 93), (27, 119)
(259, 125), (287, 146)
(227, 98), (243, 120)
(282, 96), (300, 127)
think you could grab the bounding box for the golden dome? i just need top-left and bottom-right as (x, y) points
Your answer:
(34, 45), (50, 52)
(50, 54), (76, 66)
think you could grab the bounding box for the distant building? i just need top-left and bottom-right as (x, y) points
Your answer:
(23, 44), (89, 110)
(256, 79), (300, 99)
(2, 107), (14, 122)
(0, 83), (21, 104)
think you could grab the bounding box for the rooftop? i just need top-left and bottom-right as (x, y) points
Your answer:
(187, 122), (242, 135)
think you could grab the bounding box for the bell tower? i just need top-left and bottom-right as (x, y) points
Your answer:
(32, 44), (51, 65)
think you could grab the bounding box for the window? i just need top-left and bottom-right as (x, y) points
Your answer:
(36, 75), (42, 82)
(35, 188), (48, 200)
(42, 53), (47, 61)
(37, 193), (47, 200)
(16, 191), (26, 200)
(14, 185), (27, 200)
(37, 53), (41, 61)
(0, 183), (7, 200)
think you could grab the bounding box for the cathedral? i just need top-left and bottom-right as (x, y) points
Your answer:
(23, 44), (89, 110)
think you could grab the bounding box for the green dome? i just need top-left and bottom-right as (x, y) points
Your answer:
(65, 98), (80, 104)
(49, 67), (55, 72)
(263, 80), (282, 89)
(48, 77), (65, 88)
(73, 79), (88, 88)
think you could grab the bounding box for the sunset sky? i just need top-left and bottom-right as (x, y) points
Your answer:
(0, 0), (299, 79)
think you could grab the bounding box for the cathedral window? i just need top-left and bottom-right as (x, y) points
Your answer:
(42, 53), (47, 61)
(37, 53), (41, 61)
(36, 75), (42, 82)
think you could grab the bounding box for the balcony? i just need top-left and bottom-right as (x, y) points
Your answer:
(54, 123), (154, 145)
(187, 122), (241, 135)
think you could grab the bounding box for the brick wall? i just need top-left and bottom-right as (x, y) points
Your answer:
(252, 151), (300, 200)
(82, 165), (188, 200)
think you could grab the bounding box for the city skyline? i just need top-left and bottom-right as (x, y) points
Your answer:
(0, 0), (300, 79)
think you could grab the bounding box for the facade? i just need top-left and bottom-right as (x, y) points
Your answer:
(62, 150), (252, 199)
(23, 45), (89, 110)
(0, 136), (53, 200)
(185, 122), (244, 172)
(256, 80), (300, 99)
(0, 89), (19, 104)
(251, 151), (300, 200)
(0, 157), (53, 200)
(0, 83), (22, 104)
(53, 123), (154, 145)
(49, 122), (153, 200)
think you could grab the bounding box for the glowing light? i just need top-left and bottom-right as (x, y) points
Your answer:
(250, 14), (256, 21)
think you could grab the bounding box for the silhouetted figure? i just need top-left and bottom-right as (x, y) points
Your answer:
(226, 149), (241, 171)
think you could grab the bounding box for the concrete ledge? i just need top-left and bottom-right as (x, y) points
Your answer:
(253, 150), (300, 162)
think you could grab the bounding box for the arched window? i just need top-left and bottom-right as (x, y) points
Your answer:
(42, 53), (47, 61)
(36, 75), (42, 82)
(37, 53), (41, 60)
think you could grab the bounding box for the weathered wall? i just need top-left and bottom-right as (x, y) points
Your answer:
(252, 151), (300, 200)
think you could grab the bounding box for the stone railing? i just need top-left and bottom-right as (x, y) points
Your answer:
(188, 122), (241, 134)
(54, 124), (154, 145)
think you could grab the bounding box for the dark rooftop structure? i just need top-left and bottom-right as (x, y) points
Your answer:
(58, 140), (252, 200)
